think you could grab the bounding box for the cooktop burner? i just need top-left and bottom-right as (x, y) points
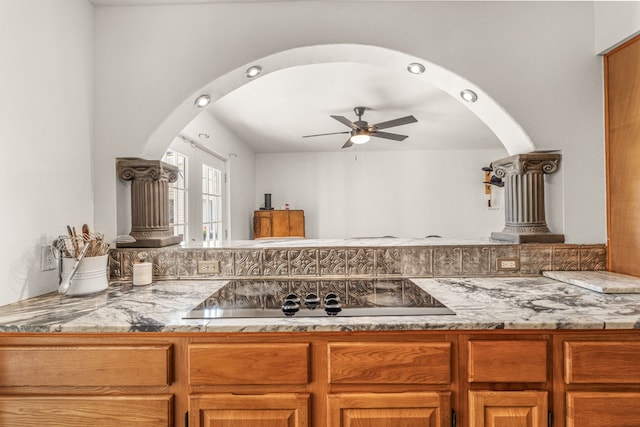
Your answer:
(184, 279), (455, 319)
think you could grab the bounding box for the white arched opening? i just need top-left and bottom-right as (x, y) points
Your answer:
(143, 43), (535, 158)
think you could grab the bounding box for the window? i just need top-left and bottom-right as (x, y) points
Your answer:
(202, 163), (223, 243)
(163, 138), (227, 246)
(162, 149), (188, 241)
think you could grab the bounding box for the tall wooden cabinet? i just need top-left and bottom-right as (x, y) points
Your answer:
(605, 34), (640, 274)
(253, 209), (305, 239)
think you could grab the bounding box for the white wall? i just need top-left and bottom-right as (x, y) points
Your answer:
(0, 0), (94, 306)
(257, 149), (508, 239)
(93, 1), (607, 244)
(595, 1), (640, 53)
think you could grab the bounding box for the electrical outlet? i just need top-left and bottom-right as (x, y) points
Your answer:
(197, 260), (220, 274)
(40, 245), (56, 271)
(496, 257), (520, 271)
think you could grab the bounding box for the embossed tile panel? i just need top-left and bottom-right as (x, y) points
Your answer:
(319, 249), (347, 276)
(433, 247), (462, 276)
(263, 250), (289, 276)
(401, 248), (433, 276)
(374, 248), (402, 276)
(110, 243), (607, 282)
(289, 249), (318, 276)
(346, 249), (375, 276)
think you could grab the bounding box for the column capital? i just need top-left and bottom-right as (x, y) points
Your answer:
(116, 157), (179, 183)
(492, 152), (561, 178)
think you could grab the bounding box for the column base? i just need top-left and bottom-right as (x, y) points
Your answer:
(491, 230), (565, 243)
(116, 234), (183, 248)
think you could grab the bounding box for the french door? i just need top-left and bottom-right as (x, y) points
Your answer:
(163, 139), (227, 246)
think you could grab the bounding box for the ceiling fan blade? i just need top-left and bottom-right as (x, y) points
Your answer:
(331, 115), (359, 129)
(372, 115), (418, 130)
(371, 131), (409, 141)
(342, 139), (354, 149)
(302, 131), (350, 138)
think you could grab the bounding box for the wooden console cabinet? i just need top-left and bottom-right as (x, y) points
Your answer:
(253, 209), (305, 239)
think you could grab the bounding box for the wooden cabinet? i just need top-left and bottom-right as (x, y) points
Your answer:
(328, 392), (451, 427)
(0, 340), (174, 427)
(463, 337), (550, 427)
(328, 342), (451, 385)
(0, 395), (173, 427)
(190, 393), (310, 427)
(2, 330), (640, 426)
(253, 209), (305, 239)
(469, 391), (548, 427)
(560, 338), (640, 426)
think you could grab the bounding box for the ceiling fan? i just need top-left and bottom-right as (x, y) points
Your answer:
(302, 106), (418, 149)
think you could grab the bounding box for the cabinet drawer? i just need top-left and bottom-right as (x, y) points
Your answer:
(0, 345), (172, 387)
(328, 342), (451, 385)
(566, 392), (640, 427)
(468, 340), (547, 383)
(0, 395), (173, 427)
(189, 343), (309, 385)
(565, 341), (640, 384)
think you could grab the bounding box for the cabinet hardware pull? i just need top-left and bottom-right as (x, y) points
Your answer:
(548, 410), (553, 427)
(185, 411), (189, 427)
(452, 409), (456, 427)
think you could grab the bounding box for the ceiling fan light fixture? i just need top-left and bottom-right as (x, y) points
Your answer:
(350, 130), (371, 144)
(460, 89), (478, 103)
(194, 94), (211, 108)
(407, 62), (425, 74)
(245, 65), (262, 78)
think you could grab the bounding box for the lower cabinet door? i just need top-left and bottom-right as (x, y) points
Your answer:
(468, 391), (547, 427)
(566, 391), (640, 427)
(327, 391), (451, 427)
(0, 395), (173, 427)
(189, 393), (309, 427)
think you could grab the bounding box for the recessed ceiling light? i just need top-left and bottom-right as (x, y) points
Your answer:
(407, 63), (425, 74)
(245, 65), (262, 78)
(460, 89), (478, 103)
(194, 94), (211, 108)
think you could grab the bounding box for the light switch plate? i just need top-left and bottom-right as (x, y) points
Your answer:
(197, 260), (220, 274)
(496, 257), (520, 271)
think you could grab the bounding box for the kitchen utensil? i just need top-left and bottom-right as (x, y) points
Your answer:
(58, 244), (90, 295)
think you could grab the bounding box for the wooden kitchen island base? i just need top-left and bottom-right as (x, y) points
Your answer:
(1, 330), (639, 427)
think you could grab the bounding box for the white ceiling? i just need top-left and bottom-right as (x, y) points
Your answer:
(205, 62), (502, 153)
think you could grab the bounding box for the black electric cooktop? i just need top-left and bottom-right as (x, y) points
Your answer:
(184, 278), (455, 319)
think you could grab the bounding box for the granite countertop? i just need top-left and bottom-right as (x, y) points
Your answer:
(192, 237), (506, 248)
(1, 276), (640, 333)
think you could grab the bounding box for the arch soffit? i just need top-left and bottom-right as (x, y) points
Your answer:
(144, 44), (535, 158)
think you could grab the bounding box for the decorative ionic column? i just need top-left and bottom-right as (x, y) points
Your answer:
(116, 158), (182, 248)
(490, 152), (564, 243)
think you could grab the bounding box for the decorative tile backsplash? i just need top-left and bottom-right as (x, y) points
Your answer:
(109, 243), (607, 282)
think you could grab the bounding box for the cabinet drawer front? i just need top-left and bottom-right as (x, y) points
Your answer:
(189, 343), (309, 385)
(0, 395), (173, 427)
(565, 341), (640, 384)
(0, 345), (172, 387)
(468, 340), (547, 383)
(328, 342), (451, 385)
(566, 392), (640, 427)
